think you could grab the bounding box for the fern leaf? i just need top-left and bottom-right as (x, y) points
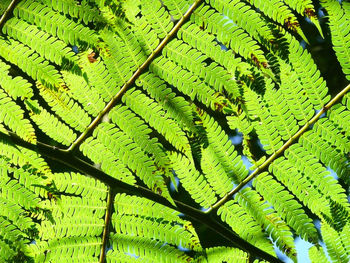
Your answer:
(123, 88), (191, 156)
(328, 104), (350, 138)
(112, 214), (200, 252)
(32, 237), (101, 262)
(285, 144), (349, 209)
(264, 83), (299, 140)
(170, 152), (217, 208)
(92, 122), (172, 201)
(163, 39), (240, 97)
(37, 0), (104, 24)
(196, 108), (248, 183)
(308, 246), (329, 263)
(206, 0), (275, 42)
(14, 1), (99, 46)
(138, 72), (195, 130)
(192, 4), (268, 66)
(109, 105), (171, 170)
(0, 59), (33, 100)
(178, 22), (253, 78)
(162, 0), (191, 20)
(25, 99), (77, 146)
(299, 130), (350, 184)
(40, 216), (104, 239)
(150, 56), (223, 110)
(3, 17), (78, 67)
(321, 0), (350, 80)
(270, 157), (333, 217)
(244, 0), (308, 42)
(37, 83), (91, 132)
(203, 246), (249, 263)
(284, 33), (330, 108)
(0, 37), (63, 89)
(109, 233), (194, 263)
(80, 137), (136, 184)
(279, 60), (314, 125)
(62, 71), (105, 117)
(217, 200), (275, 256)
(321, 222), (350, 263)
(53, 172), (108, 200)
(140, 0), (173, 39)
(244, 87), (283, 154)
(253, 172), (318, 243)
(0, 89), (36, 143)
(236, 188), (297, 260)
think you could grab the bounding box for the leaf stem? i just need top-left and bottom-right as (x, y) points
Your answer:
(99, 188), (115, 263)
(206, 83), (350, 213)
(66, 0), (204, 153)
(0, 0), (19, 30)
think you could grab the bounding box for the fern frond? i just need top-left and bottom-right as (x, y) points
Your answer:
(0, 139), (51, 177)
(0, 196), (36, 233)
(285, 144), (349, 208)
(37, 83), (91, 132)
(0, 59), (33, 100)
(178, 22), (253, 78)
(264, 84), (299, 140)
(109, 104), (171, 170)
(123, 88), (191, 156)
(299, 130), (350, 183)
(192, 4), (268, 66)
(90, 122), (172, 201)
(164, 39), (240, 97)
(328, 104), (350, 139)
(112, 214), (201, 252)
(196, 108), (248, 183)
(37, 0), (104, 25)
(25, 99), (77, 146)
(217, 200), (275, 256)
(80, 137), (136, 184)
(270, 157), (332, 217)
(244, 0), (308, 42)
(253, 172), (318, 242)
(162, 0), (191, 20)
(312, 118), (350, 154)
(0, 89), (36, 143)
(202, 246), (249, 263)
(140, 0), (173, 39)
(170, 152), (217, 208)
(62, 71), (105, 117)
(321, 222), (350, 263)
(235, 188), (296, 260)
(31, 237), (101, 262)
(279, 60), (314, 125)
(206, 0), (274, 43)
(321, 0), (350, 80)
(53, 172), (108, 200)
(150, 55), (223, 110)
(14, 1), (99, 46)
(308, 246), (329, 263)
(78, 50), (120, 102)
(244, 87), (283, 154)
(284, 33), (330, 108)
(40, 216), (104, 239)
(3, 17), (78, 67)
(0, 37), (63, 89)
(138, 72), (195, 130)
(109, 233), (194, 263)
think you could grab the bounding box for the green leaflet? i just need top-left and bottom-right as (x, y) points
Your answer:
(0, 0), (350, 262)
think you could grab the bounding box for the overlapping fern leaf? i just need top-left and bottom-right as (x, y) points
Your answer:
(0, 0), (349, 262)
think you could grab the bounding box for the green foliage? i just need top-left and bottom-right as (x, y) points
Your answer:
(0, 0), (349, 262)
